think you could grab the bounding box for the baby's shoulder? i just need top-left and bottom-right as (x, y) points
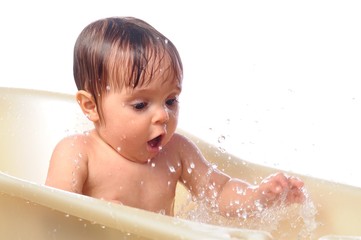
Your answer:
(53, 132), (92, 154)
(167, 132), (200, 153)
(168, 132), (193, 145)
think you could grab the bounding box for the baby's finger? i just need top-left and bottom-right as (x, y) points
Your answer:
(287, 187), (305, 204)
(289, 176), (304, 189)
(259, 173), (289, 200)
(271, 172), (290, 193)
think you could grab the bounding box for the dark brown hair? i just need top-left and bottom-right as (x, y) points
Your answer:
(73, 17), (183, 120)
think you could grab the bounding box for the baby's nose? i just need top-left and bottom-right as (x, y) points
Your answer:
(153, 106), (170, 124)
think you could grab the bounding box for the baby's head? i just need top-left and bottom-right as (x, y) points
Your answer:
(73, 17), (183, 121)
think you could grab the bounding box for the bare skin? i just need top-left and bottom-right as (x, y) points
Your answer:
(46, 75), (305, 217)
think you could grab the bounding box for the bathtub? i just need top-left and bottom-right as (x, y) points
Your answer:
(1, 87), (360, 240)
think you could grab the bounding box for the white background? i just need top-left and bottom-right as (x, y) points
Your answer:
(1, 0), (360, 187)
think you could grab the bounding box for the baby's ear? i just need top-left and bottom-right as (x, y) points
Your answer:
(76, 90), (100, 122)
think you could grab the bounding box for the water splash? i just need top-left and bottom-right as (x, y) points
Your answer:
(176, 186), (318, 240)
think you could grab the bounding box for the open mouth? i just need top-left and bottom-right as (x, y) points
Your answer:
(147, 135), (163, 149)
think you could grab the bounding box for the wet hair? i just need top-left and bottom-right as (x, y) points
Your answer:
(73, 17), (183, 120)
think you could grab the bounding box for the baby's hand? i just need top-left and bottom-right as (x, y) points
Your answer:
(256, 172), (305, 207)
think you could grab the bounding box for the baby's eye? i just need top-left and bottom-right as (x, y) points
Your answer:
(132, 102), (148, 110)
(166, 98), (178, 107)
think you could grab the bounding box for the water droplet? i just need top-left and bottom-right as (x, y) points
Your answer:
(116, 146), (121, 152)
(187, 168), (192, 174)
(212, 191), (218, 198)
(151, 162), (156, 167)
(169, 166), (176, 173)
(106, 85), (111, 91)
(254, 200), (264, 212)
(164, 39), (168, 44)
(218, 147), (226, 153)
(190, 162), (195, 169)
(217, 135), (226, 143)
(236, 186), (244, 195)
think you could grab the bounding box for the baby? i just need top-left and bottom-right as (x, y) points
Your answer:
(46, 17), (304, 217)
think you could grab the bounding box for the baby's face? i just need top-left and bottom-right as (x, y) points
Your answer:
(95, 76), (181, 163)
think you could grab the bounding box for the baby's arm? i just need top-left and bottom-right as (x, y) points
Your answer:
(45, 135), (88, 194)
(216, 173), (305, 217)
(176, 134), (305, 217)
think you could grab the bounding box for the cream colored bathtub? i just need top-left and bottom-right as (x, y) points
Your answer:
(1, 87), (361, 240)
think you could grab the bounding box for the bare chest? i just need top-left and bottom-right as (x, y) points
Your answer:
(84, 153), (182, 214)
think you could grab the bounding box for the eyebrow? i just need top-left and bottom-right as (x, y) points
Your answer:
(132, 85), (182, 95)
